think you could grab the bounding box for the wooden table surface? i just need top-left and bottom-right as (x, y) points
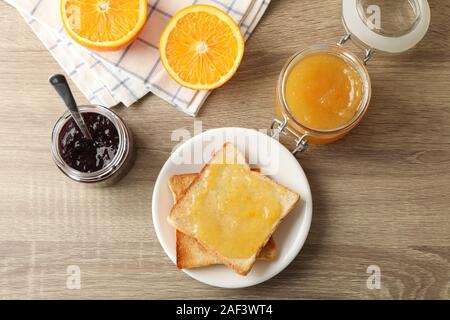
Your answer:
(0, 0), (449, 300)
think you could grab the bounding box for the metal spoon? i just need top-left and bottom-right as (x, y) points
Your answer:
(49, 74), (93, 141)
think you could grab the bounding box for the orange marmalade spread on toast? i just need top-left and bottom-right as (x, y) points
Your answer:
(190, 164), (282, 259)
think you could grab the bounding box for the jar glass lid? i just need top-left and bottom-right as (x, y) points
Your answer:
(342, 0), (431, 53)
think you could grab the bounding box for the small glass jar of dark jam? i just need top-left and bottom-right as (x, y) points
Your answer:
(51, 105), (135, 186)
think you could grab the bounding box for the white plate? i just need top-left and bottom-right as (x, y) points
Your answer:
(152, 127), (312, 288)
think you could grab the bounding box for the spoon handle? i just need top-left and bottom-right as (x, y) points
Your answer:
(49, 74), (93, 140)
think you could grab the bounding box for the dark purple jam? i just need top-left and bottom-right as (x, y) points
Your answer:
(59, 113), (120, 173)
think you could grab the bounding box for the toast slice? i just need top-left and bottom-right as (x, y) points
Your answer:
(169, 173), (277, 269)
(168, 143), (300, 275)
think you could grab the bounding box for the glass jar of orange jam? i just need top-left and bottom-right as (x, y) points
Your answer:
(274, 45), (371, 145)
(272, 0), (430, 154)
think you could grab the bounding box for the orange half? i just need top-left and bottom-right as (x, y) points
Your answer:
(61, 0), (147, 51)
(159, 5), (245, 90)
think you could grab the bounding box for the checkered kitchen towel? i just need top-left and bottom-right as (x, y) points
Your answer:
(4, 0), (271, 116)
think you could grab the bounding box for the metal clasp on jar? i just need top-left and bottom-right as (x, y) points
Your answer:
(271, 118), (308, 155)
(338, 34), (373, 65)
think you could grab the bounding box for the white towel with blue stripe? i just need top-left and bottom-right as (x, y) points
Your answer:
(3, 0), (271, 116)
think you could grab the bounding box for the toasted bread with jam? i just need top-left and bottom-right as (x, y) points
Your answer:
(168, 172), (277, 269)
(168, 143), (299, 275)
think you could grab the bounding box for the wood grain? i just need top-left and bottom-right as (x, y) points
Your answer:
(0, 0), (449, 299)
